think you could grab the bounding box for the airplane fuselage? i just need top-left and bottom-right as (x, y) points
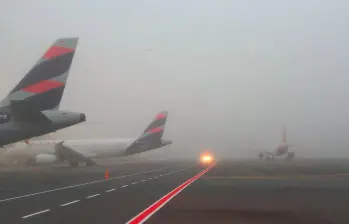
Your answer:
(3, 138), (136, 162)
(3, 137), (172, 166)
(61, 138), (136, 158)
(1, 111), (172, 167)
(273, 143), (289, 156)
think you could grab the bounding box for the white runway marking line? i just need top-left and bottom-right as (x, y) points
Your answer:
(120, 185), (128, 188)
(106, 188), (116, 192)
(126, 166), (194, 188)
(86, 194), (100, 199)
(60, 200), (80, 207)
(0, 166), (173, 203)
(22, 209), (51, 219)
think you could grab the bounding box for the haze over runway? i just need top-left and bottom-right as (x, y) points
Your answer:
(1, 0), (349, 159)
(1, 2), (349, 223)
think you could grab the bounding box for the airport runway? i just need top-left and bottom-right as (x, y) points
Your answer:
(1, 159), (349, 223)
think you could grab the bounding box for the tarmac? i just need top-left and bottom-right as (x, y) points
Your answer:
(1, 158), (349, 223)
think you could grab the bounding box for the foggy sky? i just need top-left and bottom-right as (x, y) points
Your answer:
(1, 0), (349, 158)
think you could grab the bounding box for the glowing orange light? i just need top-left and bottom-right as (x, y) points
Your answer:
(200, 151), (214, 165)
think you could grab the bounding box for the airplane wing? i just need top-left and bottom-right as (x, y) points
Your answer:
(54, 142), (96, 165)
(250, 149), (272, 153)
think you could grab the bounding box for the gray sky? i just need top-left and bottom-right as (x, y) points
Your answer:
(1, 0), (349, 158)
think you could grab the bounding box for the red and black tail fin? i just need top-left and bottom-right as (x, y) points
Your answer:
(0, 38), (79, 111)
(124, 111), (169, 155)
(142, 111), (168, 139)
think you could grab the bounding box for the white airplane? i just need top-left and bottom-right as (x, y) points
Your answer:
(3, 111), (172, 167)
(258, 126), (295, 160)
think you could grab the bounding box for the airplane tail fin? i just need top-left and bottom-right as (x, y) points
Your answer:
(0, 38), (79, 111)
(142, 111), (168, 139)
(282, 125), (287, 143)
(125, 111), (171, 155)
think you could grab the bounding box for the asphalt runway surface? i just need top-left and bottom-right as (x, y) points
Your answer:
(1, 158), (349, 224)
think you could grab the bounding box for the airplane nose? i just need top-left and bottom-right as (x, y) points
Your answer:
(79, 113), (86, 122)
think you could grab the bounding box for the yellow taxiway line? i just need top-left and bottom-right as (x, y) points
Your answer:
(203, 173), (349, 180)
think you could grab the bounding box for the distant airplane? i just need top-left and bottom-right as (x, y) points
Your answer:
(4, 111), (172, 167)
(0, 38), (86, 148)
(258, 126), (295, 160)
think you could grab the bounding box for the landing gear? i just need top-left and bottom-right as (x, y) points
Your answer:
(266, 152), (274, 161)
(69, 161), (78, 168)
(258, 152), (274, 161)
(258, 152), (264, 160)
(286, 152), (295, 161)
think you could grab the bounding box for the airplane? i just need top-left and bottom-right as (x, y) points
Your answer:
(258, 125), (295, 161)
(0, 38), (86, 148)
(4, 111), (172, 167)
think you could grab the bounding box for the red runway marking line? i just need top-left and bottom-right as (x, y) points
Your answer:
(126, 163), (216, 224)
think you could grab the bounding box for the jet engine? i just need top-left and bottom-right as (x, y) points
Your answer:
(35, 154), (58, 164)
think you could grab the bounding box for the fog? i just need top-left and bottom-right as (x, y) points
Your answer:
(1, 1), (349, 159)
